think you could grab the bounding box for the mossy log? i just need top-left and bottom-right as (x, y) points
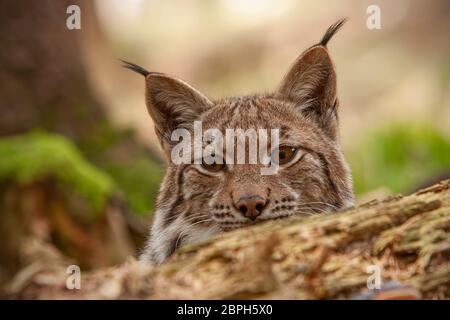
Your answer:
(7, 180), (450, 299)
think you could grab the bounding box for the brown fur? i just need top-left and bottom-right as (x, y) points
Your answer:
(124, 19), (354, 264)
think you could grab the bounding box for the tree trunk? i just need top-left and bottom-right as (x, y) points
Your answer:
(0, 0), (161, 290)
(6, 179), (450, 299)
(0, 0), (106, 141)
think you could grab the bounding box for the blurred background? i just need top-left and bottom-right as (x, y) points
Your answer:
(1, 0), (449, 294)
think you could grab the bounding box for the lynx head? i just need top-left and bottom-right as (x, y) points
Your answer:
(124, 19), (354, 264)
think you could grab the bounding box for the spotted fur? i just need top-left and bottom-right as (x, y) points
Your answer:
(127, 19), (354, 264)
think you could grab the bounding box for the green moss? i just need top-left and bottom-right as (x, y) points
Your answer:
(78, 119), (134, 158)
(71, 117), (164, 216)
(349, 123), (450, 195)
(77, 120), (163, 216)
(0, 132), (117, 217)
(104, 158), (164, 216)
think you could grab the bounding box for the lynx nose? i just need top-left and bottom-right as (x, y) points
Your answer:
(236, 195), (267, 221)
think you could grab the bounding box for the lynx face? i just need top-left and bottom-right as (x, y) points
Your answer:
(124, 19), (354, 264)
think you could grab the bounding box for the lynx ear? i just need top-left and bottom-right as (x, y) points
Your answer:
(121, 60), (212, 151)
(144, 74), (212, 150)
(276, 19), (346, 140)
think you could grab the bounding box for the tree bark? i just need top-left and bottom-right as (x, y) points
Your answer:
(0, 0), (161, 290)
(6, 179), (449, 299)
(0, 0), (106, 141)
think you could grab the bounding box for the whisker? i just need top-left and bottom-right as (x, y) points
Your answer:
(183, 215), (211, 223)
(300, 201), (338, 210)
(297, 206), (327, 213)
(294, 210), (317, 216)
(162, 213), (209, 224)
(187, 218), (213, 228)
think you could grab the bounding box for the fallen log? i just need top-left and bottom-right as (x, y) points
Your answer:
(6, 180), (450, 299)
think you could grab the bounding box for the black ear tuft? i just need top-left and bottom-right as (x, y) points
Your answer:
(120, 59), (151, 77)
(319, 18), (347, 47)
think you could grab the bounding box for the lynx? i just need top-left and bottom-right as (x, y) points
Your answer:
(123, 19), (354, 264)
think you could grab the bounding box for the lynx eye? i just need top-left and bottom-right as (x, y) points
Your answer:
(201, 159), (225, 172)
(274, 146), (298, 165)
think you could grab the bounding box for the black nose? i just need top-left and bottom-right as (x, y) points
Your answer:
(236, 195), (267, 220)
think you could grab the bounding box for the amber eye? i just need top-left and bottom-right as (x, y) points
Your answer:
(201, 159), (225, 172)
(274, 146), (298, 165)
